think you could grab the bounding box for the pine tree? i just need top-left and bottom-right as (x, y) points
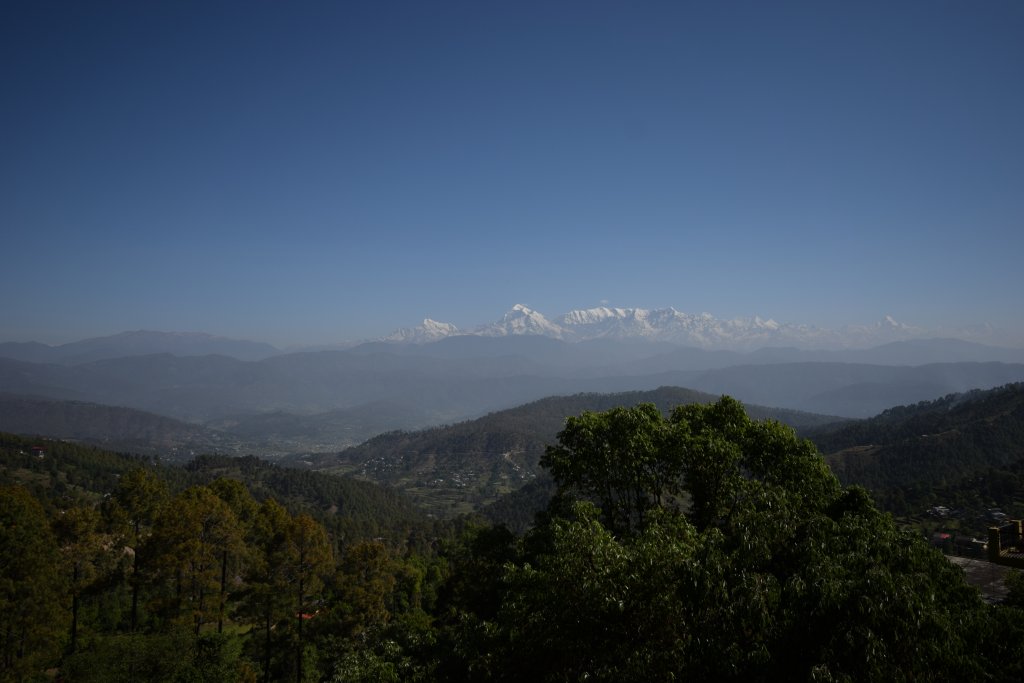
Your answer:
(0, 486), (67, 681)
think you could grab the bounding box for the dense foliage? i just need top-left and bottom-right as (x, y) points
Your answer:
(185, 454), (431, 547)
(809, 383), (1024, 534)
(463, 398), (998, 682)
(3, 395), (1023, 681)
(0, 434), (449, 682)
(814, 383), (1024, 489)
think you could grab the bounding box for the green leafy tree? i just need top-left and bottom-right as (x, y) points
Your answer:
(60, 626), (254, 683)
(209, 477), (258, 526)
(110, 468), (168, 632)
(478, 398), (990, 682)
(148, 486), (243, 635)
(541, 403), (680, 535)
(245, 499), (294, 682)
(243, 501), (330, 683)
(325, 541), (396, 641)
(208, 478), (258, 633)
(52, 505), (107, 654)
(0, 486), (66, 681)
(316, 540), (397, 678)
(288, 513), (332, 683)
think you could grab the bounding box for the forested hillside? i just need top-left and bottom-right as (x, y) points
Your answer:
(0, 433), (434, 546)
(317, 386), (843, 514)
(0, 432), (179, 509)
(4, 399), (1024, 682)
(0, 432), (450, 681)
(813, 383), (1024, 490)
(807, 383), (1024, 536)
(0, 394), (233, 459)
(184, 454), (433, 546)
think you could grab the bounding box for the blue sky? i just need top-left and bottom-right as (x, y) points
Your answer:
(2, 1), (1022, 346)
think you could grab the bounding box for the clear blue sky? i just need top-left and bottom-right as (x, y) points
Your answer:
(2, 1), (1022, 346)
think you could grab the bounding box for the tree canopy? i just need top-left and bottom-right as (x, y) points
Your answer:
(478, 398), (994, 682)
(2, 397), (1023, 681)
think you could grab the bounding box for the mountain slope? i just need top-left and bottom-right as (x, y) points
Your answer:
(6, 341), (1023, 425)
(686, 361), (1024, 417)
(183, 454), (431, 544)
(809, 383), (1024, 492)
(0, 394), (235, 460)
(312, 386), (843, 515)
(0, 330), (279, 364)
(0, 431), (432, 545)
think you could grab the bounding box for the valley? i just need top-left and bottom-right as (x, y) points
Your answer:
(4, 328), (1024, 527)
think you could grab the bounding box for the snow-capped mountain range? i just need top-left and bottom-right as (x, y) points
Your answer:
(384, 304), (982, 351)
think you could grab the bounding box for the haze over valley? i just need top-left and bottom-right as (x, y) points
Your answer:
(3, 317), (1024, 460)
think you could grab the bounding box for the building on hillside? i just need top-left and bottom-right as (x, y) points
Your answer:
(987, 520), (1024, 569)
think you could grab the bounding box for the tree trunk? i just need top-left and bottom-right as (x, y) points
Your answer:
(70, 562), (80, 653)
(264, 598), (272, 683)
(131, 519), (140, 632)
(196, 585), (205, 637)
(296, 576), (304, 683)
(175, 566), (184, 620)
(218, 549), (228, 634)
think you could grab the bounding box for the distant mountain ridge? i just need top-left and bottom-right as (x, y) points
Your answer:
(384, 304), (1014, 351)
(3, 308), (1017, 360)
(0, 330), (280, 364)
(0, 393), (230, 459)
(682, 360), (1024, 418)
(2, 337), (1023, 426)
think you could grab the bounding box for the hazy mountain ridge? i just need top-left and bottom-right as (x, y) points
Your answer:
(0, 330), (280, 364)
(384, 305), (1017, 351)
(0, 394), (244, 459)
(4, 313), (1019, 364)
(686, 361), (1024, 418)
(2, 338), (1023, 433)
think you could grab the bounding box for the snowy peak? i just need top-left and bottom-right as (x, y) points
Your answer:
(555, 306), (796, 345)
(559, 306), (641, 326)
(558, 306), (660, 339)
(381, 305), (1000, 350)
(879, 315), (912, 331)
(477, 304), (565, 338)
(752, 316), (780, 330)
(385, 318), (462, 343)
